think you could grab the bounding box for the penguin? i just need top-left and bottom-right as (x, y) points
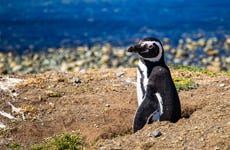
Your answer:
(128, 37), (181, 133)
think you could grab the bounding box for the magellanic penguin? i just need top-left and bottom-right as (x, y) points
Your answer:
(128, 37), (181, 133)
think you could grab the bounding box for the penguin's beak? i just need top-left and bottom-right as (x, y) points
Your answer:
(127, 44), (147, 53)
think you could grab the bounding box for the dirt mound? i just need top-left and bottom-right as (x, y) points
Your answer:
(0, 68), (229, 149)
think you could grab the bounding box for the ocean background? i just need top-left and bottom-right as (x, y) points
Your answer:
(0, 0), (230, 54)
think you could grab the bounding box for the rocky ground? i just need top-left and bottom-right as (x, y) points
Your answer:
(0, 67), (229, 149)
(1, 36), (230, 75)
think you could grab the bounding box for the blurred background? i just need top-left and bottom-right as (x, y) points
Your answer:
(0, 0), (230, 73)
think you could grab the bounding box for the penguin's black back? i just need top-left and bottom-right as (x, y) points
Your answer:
(148, 66), (181, 122)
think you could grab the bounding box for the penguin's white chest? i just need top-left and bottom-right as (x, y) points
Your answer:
(136, 60), (148, 106)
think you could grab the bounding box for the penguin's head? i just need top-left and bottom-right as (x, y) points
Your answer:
(128, 37), (164, 62)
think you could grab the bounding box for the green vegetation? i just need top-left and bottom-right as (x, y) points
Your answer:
(172, 65), (217, 76)
(7, 142), (21, 150)
(31, 132), (85, 150)
(0, 129), (11, 138)
(173, 77), (197, 92)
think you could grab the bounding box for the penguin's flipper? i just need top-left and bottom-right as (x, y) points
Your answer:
(133, 97), (158, 133)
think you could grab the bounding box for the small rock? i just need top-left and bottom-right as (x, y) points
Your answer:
(105, 103), (110, 107)
(178, 136), (183, 141)
(178, 39), (184, 45)
(116, 71), (125, 77)
(174, 58), (181, 64)
(9, 61), (17, 69)
(22, 60), (33, 67)
(163, 37), (170, 44)
(102, 43), (112, 54)
(207, 58), (221, 72)
(72, 77), (81, 84)
(225, 57), (230, 63)
(77, 46), (88, 53)
(186, 38), (193, 44)
(199, 137), (205, 142)
(164, 44), (171, 51)
(197, 38), (206, 47)
(227, 121), (230, 125)
(219, 83), (225, 87)
(46, 90), (61, 97)
(148, 130), (162, 138)
(101, 55), (110, 63)
(0, 63), (6, 74)
(0, 122), (6, 129)
(76, 60), (85, 66)
(100, 146), (106, 150)
(94, 124), (99, 128)
(226, 37), (230, 45)
(214, 146), (221, 150)
(112, 60), (120, 67)
(175, 49), (186, 58)
(105, 139), (113, 143)
(116, 50), (125, 58)
(12, 65), (22, 73)
(41, 59), (50, 66)
(185, 43), (194, 51)
(205, 49), (219, 56)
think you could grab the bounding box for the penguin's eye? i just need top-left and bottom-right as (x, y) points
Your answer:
(148, 44), (153, 49)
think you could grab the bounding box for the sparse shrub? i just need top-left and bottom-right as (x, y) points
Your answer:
(31, 132), (84, 150)
(174, 77), (197, 91)
(7, 142), (21, 150)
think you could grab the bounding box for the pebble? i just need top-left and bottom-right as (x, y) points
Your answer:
(116, 71), (125, 77)
(100, 146), (107, 150)
(197, 38), (206, 47)
(226, 37), (230, 44)
(164, 44), (171, 51)
(205, 48), (219, 56)
(46, 90), (61, 97)
(185, 44), (194, 51)
(175, 49), (186, 58)
(219, 84), (225, 87)
(105, 139), (113, 143)
(116, 50), (125, 58)
(0, 64), (6, 74)
(163, 37), (170, 44)
(94, 123), (99, 128)
(148, 130), (162, 138)
(105, 103), (110, 107)
(0, 122), (6, 129)
(199, 137), (205, 142)
(12, 65), (22, 73)
(72, 77), (81, 84)
(207, 58), (221, 72)
(101, 55), (110, 63)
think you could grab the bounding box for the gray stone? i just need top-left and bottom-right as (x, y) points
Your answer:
(72, 77), (81, 84)
(148, 130), (162, 138)
(116, 72), (125, 77)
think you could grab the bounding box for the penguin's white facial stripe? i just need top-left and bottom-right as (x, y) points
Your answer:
(139, 41), (163, 62)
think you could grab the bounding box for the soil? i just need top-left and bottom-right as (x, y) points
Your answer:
(0, 68), (229, 149)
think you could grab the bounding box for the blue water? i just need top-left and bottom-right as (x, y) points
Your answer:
(0, 0), (230, 53)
